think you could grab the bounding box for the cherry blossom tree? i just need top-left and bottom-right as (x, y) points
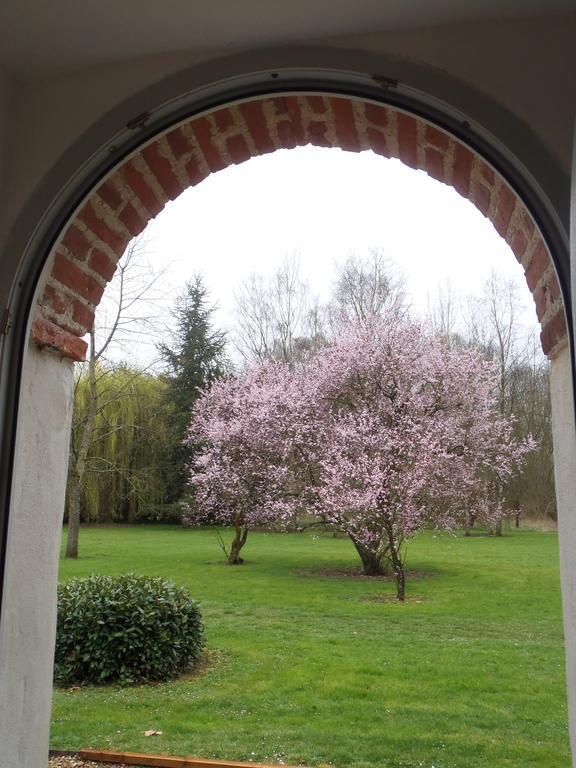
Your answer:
(297, 319), (533, 597)
(188, 315), (532, 595)
(185, 361), (306, 564)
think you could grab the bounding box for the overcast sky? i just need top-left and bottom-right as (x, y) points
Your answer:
(102, 145), (539, 366)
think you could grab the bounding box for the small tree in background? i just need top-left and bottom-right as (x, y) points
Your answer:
(184, 362), (305, 563)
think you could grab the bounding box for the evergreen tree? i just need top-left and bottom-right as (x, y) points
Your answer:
(159, 274), (228, 502)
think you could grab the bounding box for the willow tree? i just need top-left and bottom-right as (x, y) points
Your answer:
(70, 366), (172, 527)
(65, 237), (166, 558)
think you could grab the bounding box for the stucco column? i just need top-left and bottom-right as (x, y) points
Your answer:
(551, 346), (576, 766)
(0, 343), (74, 768)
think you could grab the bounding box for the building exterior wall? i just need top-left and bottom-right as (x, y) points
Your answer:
(0, 17), (574, 768)
(0, 344), (74, 768)
(550, 345), (576, 760)
(0, 14), (574, 254)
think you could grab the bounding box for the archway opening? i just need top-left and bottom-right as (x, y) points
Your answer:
(10, 91), (572, 768)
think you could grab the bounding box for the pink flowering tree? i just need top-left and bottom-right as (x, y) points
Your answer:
(185, 362), (308, 564)
(188, 315), (532, 594)
(292, 318), (533, 598)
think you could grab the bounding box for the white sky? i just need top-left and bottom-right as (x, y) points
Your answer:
(103, 145), (539, 367)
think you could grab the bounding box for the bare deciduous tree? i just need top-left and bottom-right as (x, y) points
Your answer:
(233, 254), (320, 365)
(65, 237), (167, 558)
(328, 248), (407, 328)
(427, 280), (461, 349)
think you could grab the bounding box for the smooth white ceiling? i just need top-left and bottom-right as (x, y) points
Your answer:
(0, 0), (574, 78)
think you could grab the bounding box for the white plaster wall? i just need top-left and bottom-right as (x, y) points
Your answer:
(550, 345), (576, 763)
(0, 14), (574, 249)
(0, 344), (74, 768)
(0, 65), (12, 206)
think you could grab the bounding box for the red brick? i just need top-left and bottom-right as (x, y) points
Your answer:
(271, 97), (291, 117)
(52, 251), (105, 304)
(119, 202), (147, 237)
(508, 229), (528, 263)
(364, 102), (388, 127)
(31, 316), (87, 362)
(517, 210), (535, 240)
(493, 184), (516, 237)
(165, 127), (192, 160)
(77, 202), (126, 258)
(191, 117), (228, 173)
(123, 162), (163, 217)
(239, 101), (276, 155)
(43, 284), (66, 315)
(62, 224), (91, 261)
(548, 271), (562, 302)
(281, 97), (306, 146)
(470, 182), (491, 216)
(478, 160), (495, 185)
(366, 127), (389, 157)
(526, 241), (550, 291)
(452, 144), (473, 198)
(276, 120), (298, 150)
(88, 248), (117, 282)
(214, 108), (236, 131)
(72, 299), (95, 331)
(424, 148), (445, 183)
(397, 113), (418, 169)
(226, 134), (251, 165)
(425, 124), (449, 151)
(540, 309), (567, 356)
(331, 98), (360, 152)
(185, 156), (206, 186)
(97, 180), (123, 211)
(306, 95), (326, 114)
(142, 142), (183, 201)
(307, 121), (331, 148)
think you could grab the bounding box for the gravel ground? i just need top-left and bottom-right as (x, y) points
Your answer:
(49, 758), (123, 768)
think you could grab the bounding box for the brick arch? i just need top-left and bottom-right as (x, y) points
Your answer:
(31, 94), (567, 362)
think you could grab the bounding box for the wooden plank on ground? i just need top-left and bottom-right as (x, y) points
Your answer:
(79, 749), (306, 768)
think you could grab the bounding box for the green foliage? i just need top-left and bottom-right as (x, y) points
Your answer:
(70, 367), (173, 523)
(158, 275), (228, 501)
(54, 573), (204, 685)
(133, 502), (184, 524)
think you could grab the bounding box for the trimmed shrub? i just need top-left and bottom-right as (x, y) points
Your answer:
(55, 573), (204, 685)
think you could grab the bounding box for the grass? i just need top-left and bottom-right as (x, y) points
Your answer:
(52, 526), (570, 768)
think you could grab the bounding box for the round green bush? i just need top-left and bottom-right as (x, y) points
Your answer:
(55, 573), (204, 685)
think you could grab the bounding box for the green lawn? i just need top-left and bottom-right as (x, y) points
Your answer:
(52, 526), (570, 768)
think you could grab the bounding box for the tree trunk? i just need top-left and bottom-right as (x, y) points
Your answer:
(65, 472), (82, 558)
(228, 518), (248, 565)
(65, 329), (97, 559)
(349, 535), (388, 576)
(381, 517), (405, 601)
(387, 537), (406, 601)
(464, 509), (476, 537)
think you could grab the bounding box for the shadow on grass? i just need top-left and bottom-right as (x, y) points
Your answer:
(292, 565), (444, 581)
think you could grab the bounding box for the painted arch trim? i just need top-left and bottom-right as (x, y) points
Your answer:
(31, 93), (567, 361)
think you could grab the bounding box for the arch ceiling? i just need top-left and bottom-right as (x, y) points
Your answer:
(31, 93), (567, 362)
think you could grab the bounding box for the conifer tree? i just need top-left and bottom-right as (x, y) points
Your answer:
(159, 274), (228, 502)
